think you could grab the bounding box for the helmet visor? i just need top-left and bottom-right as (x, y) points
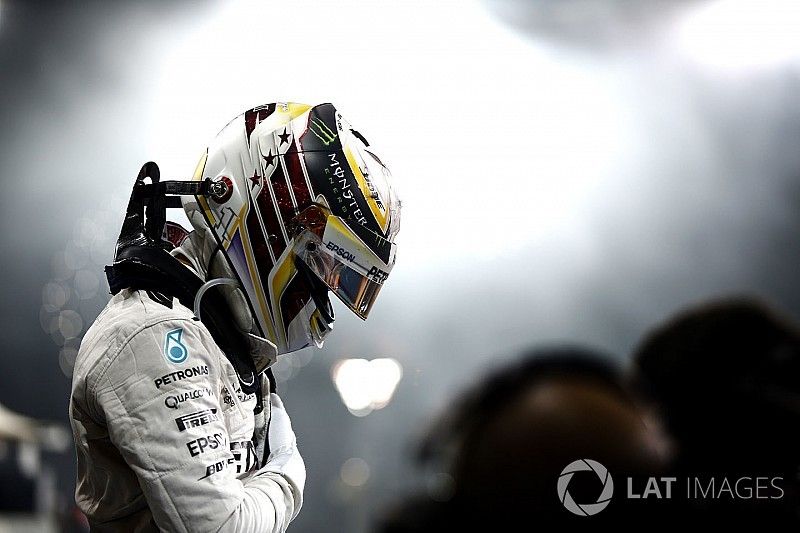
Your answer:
(291, 208), (396, 319)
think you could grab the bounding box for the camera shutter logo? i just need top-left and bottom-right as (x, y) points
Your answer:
(557, 459), (614, 516)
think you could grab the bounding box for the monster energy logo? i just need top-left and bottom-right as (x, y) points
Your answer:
(309, 118), (337, 145)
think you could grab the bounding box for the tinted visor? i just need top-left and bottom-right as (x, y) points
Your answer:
(291, 206), (395, 320)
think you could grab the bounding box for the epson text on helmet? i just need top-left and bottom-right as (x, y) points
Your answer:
(325, 241), (356, 263)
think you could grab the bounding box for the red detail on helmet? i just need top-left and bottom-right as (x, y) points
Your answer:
(162, 221), (190, 249)
(284, 142), (312, 209)
(253, 178), (287, 260)
(244, 104), (276, 145)
(245, 205), (276, 314)
(211, 176), (234, 204)
(268, 161), (298, 241)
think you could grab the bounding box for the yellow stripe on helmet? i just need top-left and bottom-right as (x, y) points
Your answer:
(269, 249), (298, 347)
(257, 102), (313, 137)
(344, 146), (388, 233)
(237, 222), (277, 342)
(192, 151), (218, 227)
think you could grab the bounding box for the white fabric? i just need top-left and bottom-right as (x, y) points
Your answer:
(69, 289), (305, 532)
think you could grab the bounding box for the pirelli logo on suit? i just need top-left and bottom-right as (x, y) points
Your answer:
(175, 409), (219, 432)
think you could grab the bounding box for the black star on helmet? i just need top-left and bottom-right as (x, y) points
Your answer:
(249, 170), (261, 188)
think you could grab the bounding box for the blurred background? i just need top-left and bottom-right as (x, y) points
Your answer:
(1, 0), (800, 530)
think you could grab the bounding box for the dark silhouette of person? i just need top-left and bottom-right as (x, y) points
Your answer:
(378, 348), (669, 531)
(632, 297), (800, 527)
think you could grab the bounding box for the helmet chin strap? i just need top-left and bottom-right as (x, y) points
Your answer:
(178, 205), (279, 369)
(193, 277), (278, 386)
(176, 230), (256, 334)
(193, 278), (240, 320)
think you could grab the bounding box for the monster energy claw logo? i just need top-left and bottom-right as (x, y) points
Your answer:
(164, 328), (189, 364)
(309, 117), (337, 145)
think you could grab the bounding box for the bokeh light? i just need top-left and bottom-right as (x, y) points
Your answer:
(331, 358), (403, 416)
(340, 457), (371, 488)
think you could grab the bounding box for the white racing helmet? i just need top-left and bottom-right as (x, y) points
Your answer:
(184, 103), (401, 354)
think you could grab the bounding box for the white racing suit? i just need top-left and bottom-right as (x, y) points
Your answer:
(69, 288), (305, 532)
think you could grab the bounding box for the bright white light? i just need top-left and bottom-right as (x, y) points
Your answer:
(149, 0), (631, 275)
(331, 358), (403, 416)
(675, 0), (800, 71)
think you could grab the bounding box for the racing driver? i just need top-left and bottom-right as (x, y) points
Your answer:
(69, 102), (401, 532)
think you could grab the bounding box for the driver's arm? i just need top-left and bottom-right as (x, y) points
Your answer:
(92, 317), (304, 533)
